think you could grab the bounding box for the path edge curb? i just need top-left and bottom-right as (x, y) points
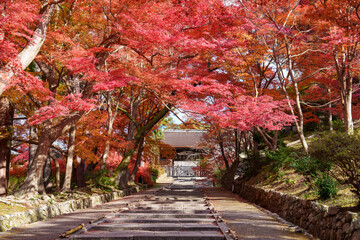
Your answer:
(0, 186), (144, 232)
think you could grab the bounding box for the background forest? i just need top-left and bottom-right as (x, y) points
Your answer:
(0, 0), (359, 208)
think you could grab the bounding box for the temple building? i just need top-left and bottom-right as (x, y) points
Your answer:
(160, 129), (205, 177)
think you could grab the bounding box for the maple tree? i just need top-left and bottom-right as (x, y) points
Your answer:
(4, 0), (358, 197)
(307, 0), (360, 135)
(3, 0), (238, 195)
(0, 0), (56, 95)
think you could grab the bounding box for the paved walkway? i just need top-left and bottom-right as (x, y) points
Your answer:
(0, 178), (311, 240)
(0, 187), (163, 240)
(69, 180), (229, 239)
(203, 188), (310, 240)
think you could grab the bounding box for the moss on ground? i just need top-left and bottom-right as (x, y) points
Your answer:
(0, 202), (28, 215)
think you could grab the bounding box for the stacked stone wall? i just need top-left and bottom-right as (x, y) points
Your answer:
(0, 187), (141, 232)
(234, 182), (360, 240)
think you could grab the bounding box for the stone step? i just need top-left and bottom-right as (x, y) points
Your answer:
(68, 186), (230, 240)
(112, 213), (214, 219)
(71, 230), (225, 240)
(130, 206), (209, 210)
(120, 209), (210, 214)
(140, 199), (203, 202)
(90, 223), (219, 232)
(104, 218), (216, 224)
(137, 201), (207, 205)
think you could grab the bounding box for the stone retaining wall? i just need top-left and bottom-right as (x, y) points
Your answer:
(234, 182), (360, 240)
(0, 187), (142, 232)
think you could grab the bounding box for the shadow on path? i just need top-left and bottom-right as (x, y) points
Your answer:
(203, 188), (311, 240)
(0, 187), (162, 240)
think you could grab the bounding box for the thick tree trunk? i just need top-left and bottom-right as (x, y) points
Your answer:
(221, 159), (240, 191)
(101, 140), (111, 171)
(113, 106), (170, 188)
(62, 124), (76, 192)
(115, 164), (130, 189)
(43, 156), (52, 192)
(28, 126), (38, 173)
(218, 132), (230, 170)
(0, 3), (56, 96)
(49, 152), (61, 192)
(221, 130), (241, 190)
(15, 122), (52, 196)
(55, 158), (60, 192)
(0, 97), (11, 196)
(129, 137), (145, 182)
(114, 148), (136, 189)
(75, 156), (86, 188)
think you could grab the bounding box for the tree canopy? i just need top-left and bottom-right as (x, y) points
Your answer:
(0, 0), (359, 196)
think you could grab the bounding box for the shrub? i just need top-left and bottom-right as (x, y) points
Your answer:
(332, 119), (345, 132)
(135, 166), (154, 187)
(91, 169), (115, 190)
(309, 132), (360, 200)
(290, 156), (330, 181)
(314, 172), (338, 200)
(265, 147), (297, 172)
(150, 167), (159, 183)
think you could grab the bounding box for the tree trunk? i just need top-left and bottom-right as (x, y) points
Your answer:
(221, 130), (241, 190)
(221, 159), (240, 191)
(285, 40), (308, 153)
(101, 140), (111, 171)
(293, 81), (309, 152)
(100, 91), (120, 170)
(274, 46), (309, 153)
(0, 3), (56, 96)
(6, 105), (13, 184)
(15, 114), (83, 196)
(28, 126), (38, 173)
(43, 156), (52, 192)
(62, 124), (76, 192)
(54, 158), (60, 192)
(0, 97), (11, 196)
(256, 127), (278, 151)
(129, 137), (145, 182)
(15, 122), (52, 196)
(49, 152), (61, 193)
(334, 50), (354, 135)
(218, 132), (230, 170)
(114, 148), (135, 189)
(328, 88), (333, 132)
(75, 156), (86, 188)
(113, 106), (170, 188)
(343, 92), (353, 134)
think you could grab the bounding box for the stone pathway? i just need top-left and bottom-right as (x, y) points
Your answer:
(0, 187), (164, 240)
(0, 177), (313, 240)
(67, 178), (232, 239)
(203, 188), (311, 240)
